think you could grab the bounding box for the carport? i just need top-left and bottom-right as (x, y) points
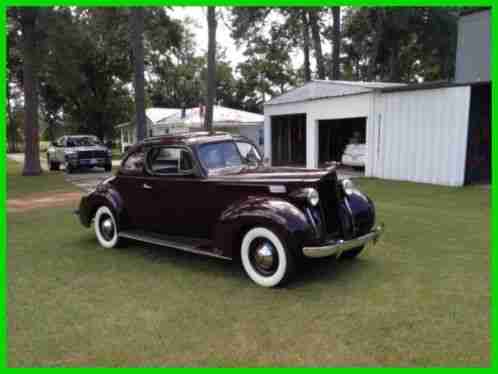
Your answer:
(264, 80), (491, 186)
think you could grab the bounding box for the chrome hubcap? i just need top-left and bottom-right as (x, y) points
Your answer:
(254, 243), (275, 270)
(100, 217), (114, 241)
(250, 239), (278, 276)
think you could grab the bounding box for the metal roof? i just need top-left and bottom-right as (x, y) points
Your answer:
(156, 105), (264, 127)
(265, 80), (406, 106)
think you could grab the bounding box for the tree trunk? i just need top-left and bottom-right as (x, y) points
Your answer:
(204, 7), (217, 133)
(6, 76), (17, 153)
(367, 11), (384, 81)
(309, 9), (325, 80)
(130, 7), (147, 142)
(331, 7), (341, 80)
(389, 41), (401, 82)
(301, 10), (311, 82)
(21, 8), (42, 175)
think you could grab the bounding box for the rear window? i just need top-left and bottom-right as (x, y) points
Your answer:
(122, 150), (144, 173)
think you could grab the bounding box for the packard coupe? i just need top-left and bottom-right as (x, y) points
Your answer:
(77, 132), (383, 287)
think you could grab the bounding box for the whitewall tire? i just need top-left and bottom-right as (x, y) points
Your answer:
(94, 206), (120, 248)
(241, 227), (294, 287)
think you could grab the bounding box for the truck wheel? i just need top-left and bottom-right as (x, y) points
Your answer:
(240, 227), (295, 287)
(94, 206), (120, 248)
(340, 245), (364, 259)
(47, 155), (59, 171)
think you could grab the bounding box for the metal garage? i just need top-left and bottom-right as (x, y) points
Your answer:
(264, 80), (490, 186)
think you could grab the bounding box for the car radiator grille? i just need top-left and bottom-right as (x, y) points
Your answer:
(317, 173), (342, 237)
(78, 150), (107, 159)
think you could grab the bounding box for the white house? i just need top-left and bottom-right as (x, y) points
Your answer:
(116, 107), (181, 152)
(264, 80), (490, 186)
(155, 105), (264, 149)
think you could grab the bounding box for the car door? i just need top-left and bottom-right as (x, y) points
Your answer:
(142, 145), (210, 237)
(54, 136), (66, 163)
(113, 147), (157, 230)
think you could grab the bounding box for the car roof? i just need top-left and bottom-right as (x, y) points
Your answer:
(141, 131), (235, 147)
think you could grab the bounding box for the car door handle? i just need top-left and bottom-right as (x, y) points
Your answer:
(143, 183), (152, 190)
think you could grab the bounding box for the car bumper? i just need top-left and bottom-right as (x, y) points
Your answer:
(341, 156), (365, 167)
(302, 224), (384, 258)
(67, 158), (111, 166)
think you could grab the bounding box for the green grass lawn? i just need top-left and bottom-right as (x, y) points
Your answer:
(7, 170), (489, 367)
(7, 159), (79, 198)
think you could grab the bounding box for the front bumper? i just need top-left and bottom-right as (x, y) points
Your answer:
(302, 224), (384, 258)
(67, 158), (111, 167)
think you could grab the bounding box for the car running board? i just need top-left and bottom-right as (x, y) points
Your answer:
(118, 229), (231, 260)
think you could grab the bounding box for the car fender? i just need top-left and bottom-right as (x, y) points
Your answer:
(213, 196), (314, 259)
(78, 184), (128, 229)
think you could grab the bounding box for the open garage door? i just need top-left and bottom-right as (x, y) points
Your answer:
(319, 117), (366, 168)
(271, 114), (306, 166)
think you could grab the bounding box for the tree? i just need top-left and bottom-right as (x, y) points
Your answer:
(204, 7), (217, 132)
(17, 8), (43, 175)
(342, 7), (458, 82)
(130, 7), (146, 141)
(309, 9), (325, 80)
(331, 7), (341, 80)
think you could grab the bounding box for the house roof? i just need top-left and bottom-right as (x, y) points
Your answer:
(156, 105), (264, 127)
(265, 80), (406, 106)
(145, 107), (181, 123)
(116, 107), (181, 128)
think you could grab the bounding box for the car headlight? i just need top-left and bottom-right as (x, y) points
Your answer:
(64, 150), (78, 158)
(305, 188), (319, 206)
(341, 178), (356, 195)
(107, 149), (112, 156)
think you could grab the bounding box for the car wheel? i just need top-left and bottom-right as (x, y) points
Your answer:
(240, 227), (295, 287)
(340, 245), (364, 259)
(104, 164), (112, 172)
(94, 206), (120, 248)
(65, 164), (74, 174)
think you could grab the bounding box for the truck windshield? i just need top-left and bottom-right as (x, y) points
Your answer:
(198, 141), (243, 171)
(67, 137), (101, 147)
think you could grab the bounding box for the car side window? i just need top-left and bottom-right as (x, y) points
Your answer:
(147, 147), (194, 175)
(122, 150), (145, 173)
(236, 141), (262, 162)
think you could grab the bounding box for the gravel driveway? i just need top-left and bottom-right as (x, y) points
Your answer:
(8, 153), (120, 193)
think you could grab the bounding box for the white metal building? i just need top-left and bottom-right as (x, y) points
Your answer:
(264, 80), (490, 186)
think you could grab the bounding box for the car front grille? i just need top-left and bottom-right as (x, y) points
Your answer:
(78, 150), (107, 159)
(317, 172), (342, 236)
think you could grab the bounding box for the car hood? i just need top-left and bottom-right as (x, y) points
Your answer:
(208, 165), (336, 183)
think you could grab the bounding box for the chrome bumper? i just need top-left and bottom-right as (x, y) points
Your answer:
(302, 224), (384, 258)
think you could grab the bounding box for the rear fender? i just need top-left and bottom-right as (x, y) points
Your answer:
(213, 197), (314, 259)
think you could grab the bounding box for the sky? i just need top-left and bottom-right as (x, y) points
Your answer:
(168, 7), (333, 72)
(169, 7), (247, 67)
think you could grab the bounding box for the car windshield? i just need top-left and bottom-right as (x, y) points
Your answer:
(67, 136), (100, 147)
(198, 141), (244, 171)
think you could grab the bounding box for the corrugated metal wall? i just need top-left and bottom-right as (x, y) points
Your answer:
(371, 86), (471, 186)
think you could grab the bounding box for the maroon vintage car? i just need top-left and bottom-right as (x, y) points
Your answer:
(77, 132), (383, 287)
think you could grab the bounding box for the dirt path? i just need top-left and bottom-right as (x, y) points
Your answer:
(7, 191), (83, 213)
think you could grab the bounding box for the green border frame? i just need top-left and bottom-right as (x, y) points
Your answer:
(2, 0), (494, 368)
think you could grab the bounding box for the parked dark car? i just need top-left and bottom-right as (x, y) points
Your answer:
(76, 132), (383, 287)
(47, 135), (112, 173)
